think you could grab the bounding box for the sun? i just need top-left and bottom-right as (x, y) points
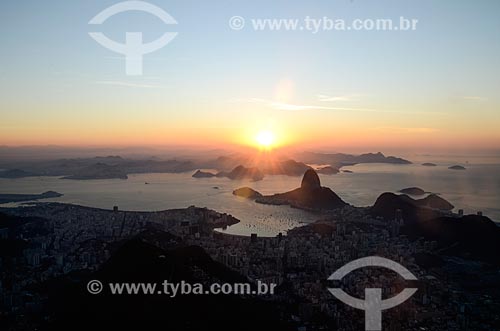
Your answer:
(255, 130), (275, 149)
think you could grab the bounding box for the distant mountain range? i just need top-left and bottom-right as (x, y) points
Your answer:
(295, 151), (412, 168)
(61, 163), (128, 180)
(0, 152), (412, 180)
(0, 156), (197, 180)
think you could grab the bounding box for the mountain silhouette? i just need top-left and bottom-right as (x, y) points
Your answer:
(42, 236), (289, 331)
(371, 192), (453, 223)
(252, 169), (347, 210)
(371, 192), (500, 263)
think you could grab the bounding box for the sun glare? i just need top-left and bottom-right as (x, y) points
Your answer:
(255, 130), (275, 149)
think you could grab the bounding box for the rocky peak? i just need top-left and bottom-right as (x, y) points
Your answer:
(301, 169), (321, 190)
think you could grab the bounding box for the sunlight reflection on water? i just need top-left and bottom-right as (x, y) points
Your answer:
(1, 161), (499, 236)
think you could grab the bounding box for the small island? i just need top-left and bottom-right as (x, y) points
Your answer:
(0, 191), (63, 204)
(232, 187), (262, 199)
(448, 165), (466, 170)
(316, 166), (339, 175)
(193, 165), (264, 181)
(192, 170), (216, 178)
(0, 169), (39, 178)
(422, 163), (437, 167)
(217, 165), (264, 181)
(399, 187), (426, 195)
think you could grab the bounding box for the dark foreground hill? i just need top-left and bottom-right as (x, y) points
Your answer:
(406, 214), (500, 264)
(41, 238), (290, 331)
(371, 192), (453, 222)
(371, 192), (500, 264)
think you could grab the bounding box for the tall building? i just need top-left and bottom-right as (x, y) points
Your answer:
(391, 209), (404, 237)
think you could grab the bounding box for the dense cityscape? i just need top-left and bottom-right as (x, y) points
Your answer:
(1, 198), (499, 330)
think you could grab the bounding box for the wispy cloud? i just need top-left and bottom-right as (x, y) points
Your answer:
(231, 97), (446, 115)
(232, 98), (377, 112)
(95, 81), (169, 89)
(317, 94), (360, 102)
